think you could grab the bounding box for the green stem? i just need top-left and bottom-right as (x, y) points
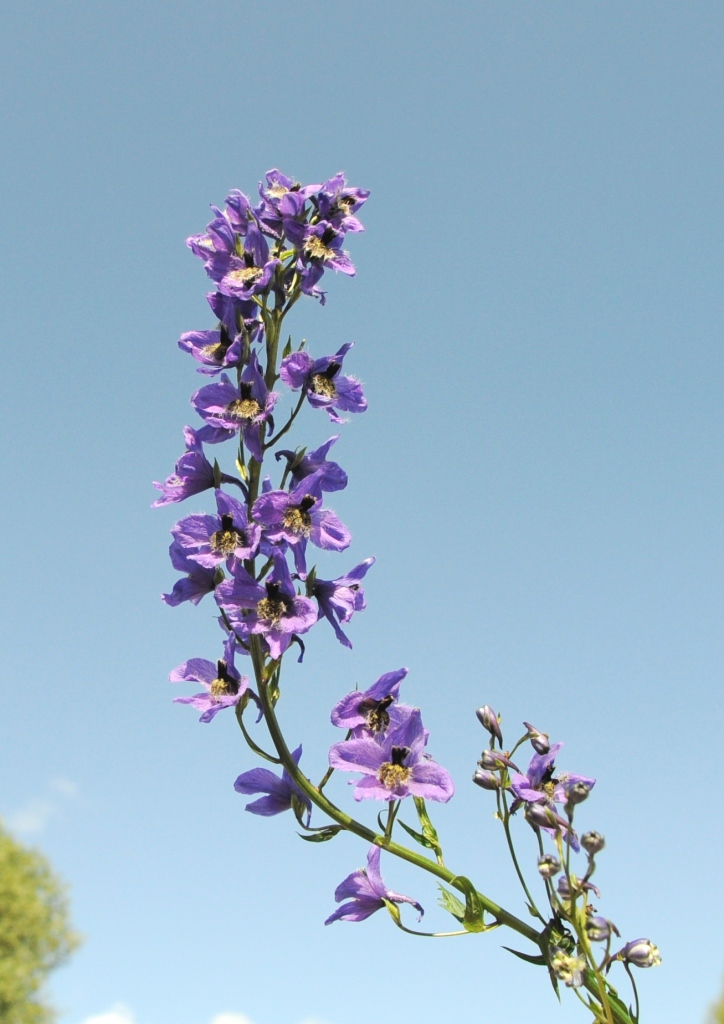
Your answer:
(248, 638), (541, 947)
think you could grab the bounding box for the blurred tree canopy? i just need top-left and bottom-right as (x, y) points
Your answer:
(708, 988), (724, 1024)
(0, 821), (80, 1023)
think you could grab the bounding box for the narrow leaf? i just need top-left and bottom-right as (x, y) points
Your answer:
(398, 819), (435, 849)
(502, 946), (546, 966)
(298, 826), (343, 843)
(451, 875), (486, 933)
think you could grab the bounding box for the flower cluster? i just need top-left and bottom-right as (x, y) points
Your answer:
(474, 707), (661, 993)
(157, 169), (656, 1024)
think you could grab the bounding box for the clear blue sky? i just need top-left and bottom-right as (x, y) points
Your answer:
(1, 2), (722, 1023)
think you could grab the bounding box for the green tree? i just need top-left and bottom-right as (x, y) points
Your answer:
(0, 821), (80, 1023)
(708, 986), (724, 1024)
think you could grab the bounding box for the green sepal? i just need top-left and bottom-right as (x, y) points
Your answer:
(282, 335), (293, 359)
(502, 946), (547, 966)
(397, 819), (435, 849)
(382, 899), (402, 926)
(235, 457), (249, 482)
(212, 459), (223, 489)
(451, 875), (486, 932)
(437, 886), (465, 923)
(289, 447), (307, 472)
(298, 825), (344, 843)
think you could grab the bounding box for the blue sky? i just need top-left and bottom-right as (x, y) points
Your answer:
(1, 2), (723, 1022)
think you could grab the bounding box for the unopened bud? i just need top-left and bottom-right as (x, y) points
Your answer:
(586, 915), (614, 942)
(565, 781), (592, 807)
(617, 938), (661, 968)
(581, 831), (606, 855)
(478, 749), (518, 772)
(476, 705), (503, 745)
(472, 769), (500, 791)
(523, 721), (550, 754)
(537, 854), (561, 879)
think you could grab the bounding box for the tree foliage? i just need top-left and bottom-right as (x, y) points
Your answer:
(0, 821), (80, 1024)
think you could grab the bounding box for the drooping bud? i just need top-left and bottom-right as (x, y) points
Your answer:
(523, 721), (550, 754)
(581, 831), (606, 855)
(476, 705), (503, 745)
(472, 769), (501, 791)
(537, 853), (561, 879)
(586, 915), (616, 942)
(617, 938), (662, 969)
(478, 749), (518, 771)
(558, 874), (601, 900)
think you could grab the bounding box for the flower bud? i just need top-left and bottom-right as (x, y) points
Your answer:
(586, 915), (613, 942)
(581, 831), (606, 855)
(472, 769), (501, 791)
(537, 854), (561, 879)
(617, 938), (662, 968)
(478, 749), (518, 772)
(523, 721), (550, 754)
(565, 781), (592, 807)
(476, 705), (503, 745)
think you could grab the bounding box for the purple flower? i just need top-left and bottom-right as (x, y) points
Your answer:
(299, 221), (355, 277)
(275, 436), (348, 493)
(191, 355), (279, 461)
(205, 222), (279, 300)
(476, 705), (503, 746)
(216, 549), (317, 660)
(178, 327), (242, 376)
(206, 290), (262, 343)
(186, 205), (237, 261)
(311, 557), (375, 648)
(324, 845), (422, 925)
(162, 541), (217, 607)
(224, 189), (252, 235)
(317, 173), (370, 235)
(280, 343), (366, 423)
(252, 469), (350, 573)
(328, 709), (454, 803)
(510, 745), (595, 810)
(523, 721), (551, 755)
(234, 744), (311, 822)
(152, 426), (215, 507)
(171, 490), (261, 569)
(331, 667), (411, 735)
(170, 634), (248, 723)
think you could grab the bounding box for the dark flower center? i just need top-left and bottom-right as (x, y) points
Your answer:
(359, 694), (395, 733)
(256, 581), (292, 624)
(282, 495), (316, 536)
(209, 659), (240, 699)
(210, 514), (247, 555)
(227, 382), (262, 421)
(304, 234), (336, 262)
(377, 745), (412, 790)
(310, 362), (340, 400)
(200, 326), (233, 363)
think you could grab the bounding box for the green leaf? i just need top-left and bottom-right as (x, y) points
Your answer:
(451, 875), (486, 933)
(398, 819), (435, 849)
(437, 886), (466, 923)
(298, 826), (343, 843)
(282, 335), (293, 359)
(502, 945), (546, 966)
(304, 566), (318, 597)
(235, 458), (249, 481)
(212, 459), (223, 489)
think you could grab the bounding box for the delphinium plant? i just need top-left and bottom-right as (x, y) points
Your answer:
(153, 168), (660, 1024)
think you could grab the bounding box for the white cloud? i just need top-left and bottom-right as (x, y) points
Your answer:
(209, 1016), (255, 1024)
(5, 776), (78, 835)
(79, 1007), (135, 1024)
